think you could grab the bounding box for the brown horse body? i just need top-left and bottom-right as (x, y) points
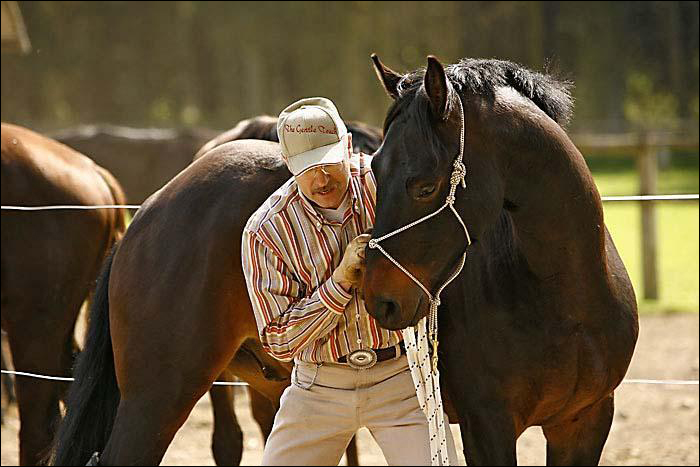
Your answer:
(44, 117), (378, 466)
(1, 123), (126, 465)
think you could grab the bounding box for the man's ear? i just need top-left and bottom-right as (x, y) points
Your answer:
(347, 133), (353, 154)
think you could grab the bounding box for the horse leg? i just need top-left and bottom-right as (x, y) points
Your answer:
(99, 374), (214, 465)
(209, 368), (244, 466)
(249, 386), (276, 440)
(459, 406), (517, 465)
(1, 340), (16, 425)
(6, 317), (74, 465)
(100, 320), (244, 464)
(2, 338), (17, 404)
(542, 393), (614, 466)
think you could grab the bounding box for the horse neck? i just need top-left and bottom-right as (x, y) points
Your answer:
(484, 115), (607, 283)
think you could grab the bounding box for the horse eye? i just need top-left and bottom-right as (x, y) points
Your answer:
(417, 184), (436, 198)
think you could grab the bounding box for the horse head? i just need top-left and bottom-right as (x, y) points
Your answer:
(364, 55), (489, 330)
(364, 54), (575, 330)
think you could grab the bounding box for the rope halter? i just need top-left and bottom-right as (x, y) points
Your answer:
(367, 96), (471, 466)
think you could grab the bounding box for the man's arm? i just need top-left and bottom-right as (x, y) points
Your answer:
(242, 229), (363, 362)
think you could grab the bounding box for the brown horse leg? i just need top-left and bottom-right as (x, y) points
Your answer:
(2, 338), (16, 404)
(100, 380), (212, 465)
(2, 340), (16, 426)
(6, 319), (74, 465)
(249, 387), (276, 440)
(542, 393), (614, 466)
(209, 368), (244, 466)
(99, 330), (243, 464)
(460, 407), (517, 465)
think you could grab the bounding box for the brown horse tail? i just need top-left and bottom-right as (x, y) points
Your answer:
(94, 165), (128, 241)
(50, 245), (120, 466)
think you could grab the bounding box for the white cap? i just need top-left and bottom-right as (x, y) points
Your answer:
(277, 97), (348, 176)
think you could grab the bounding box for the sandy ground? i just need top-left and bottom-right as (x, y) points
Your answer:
(2, 313), (698, 466)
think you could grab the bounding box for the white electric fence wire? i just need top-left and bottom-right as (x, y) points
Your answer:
(1, 369), (248, 386)
(2, 195), (699, 212)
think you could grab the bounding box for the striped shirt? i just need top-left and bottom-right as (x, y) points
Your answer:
(242, 153), (403, 363)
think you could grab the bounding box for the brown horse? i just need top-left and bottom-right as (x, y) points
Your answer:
(53, 112), (382, 464)
(1, 123), (127, 465)
(362, 56), (639, 465)
(52, 140), (295, 465)
(50, 122), (288, 465)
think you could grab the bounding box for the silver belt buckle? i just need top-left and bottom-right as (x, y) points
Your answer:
(347, 349), (377, 369)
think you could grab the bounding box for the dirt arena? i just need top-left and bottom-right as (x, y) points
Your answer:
(2, 313), (698, 466)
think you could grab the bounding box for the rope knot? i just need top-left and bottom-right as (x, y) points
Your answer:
(368, 239), (378, 249)
(451, 160), (466, 188)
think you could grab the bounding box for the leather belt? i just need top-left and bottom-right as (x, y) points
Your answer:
(338, 342), (406, 366)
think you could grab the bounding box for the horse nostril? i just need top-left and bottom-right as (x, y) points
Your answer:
(377, 298), (399, 319)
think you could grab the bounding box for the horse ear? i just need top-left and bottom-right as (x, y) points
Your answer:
(371, 53), (402, 100)
(424, 55), (449, 121)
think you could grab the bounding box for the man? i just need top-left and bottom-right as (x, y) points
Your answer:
(242, 97), (458, 465)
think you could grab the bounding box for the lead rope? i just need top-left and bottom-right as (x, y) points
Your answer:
(368, 97), (470, 466)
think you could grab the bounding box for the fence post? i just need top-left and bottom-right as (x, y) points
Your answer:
(637, 132), (659, 300)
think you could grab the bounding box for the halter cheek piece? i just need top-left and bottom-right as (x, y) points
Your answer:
(367, 96), (471, 370)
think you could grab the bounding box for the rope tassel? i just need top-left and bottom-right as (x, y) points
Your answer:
(404, 316), (450, 465)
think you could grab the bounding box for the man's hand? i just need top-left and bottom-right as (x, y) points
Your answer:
(332, 234), (371, 292)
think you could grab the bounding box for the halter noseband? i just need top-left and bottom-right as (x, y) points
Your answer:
(368, 96), (471, 368)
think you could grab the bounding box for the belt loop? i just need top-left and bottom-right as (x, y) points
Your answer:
(292, 362), (322, 390)
(393, 343), (402, 360)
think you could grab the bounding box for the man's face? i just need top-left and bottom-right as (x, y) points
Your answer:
(295, 159), (350, 209)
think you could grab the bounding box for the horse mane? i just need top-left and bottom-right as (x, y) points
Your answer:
(385, 58), (574, 132)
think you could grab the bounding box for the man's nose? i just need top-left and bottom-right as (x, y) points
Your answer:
(316, 169), (331, 183)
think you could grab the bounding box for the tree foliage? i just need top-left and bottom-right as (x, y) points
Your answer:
(1, 1), (698, 132)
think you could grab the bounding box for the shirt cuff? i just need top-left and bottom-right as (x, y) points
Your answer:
(318, 276), (353, 314)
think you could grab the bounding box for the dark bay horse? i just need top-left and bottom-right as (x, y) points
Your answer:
(1, 123), (127, 465)
(362, 56), (639, 465)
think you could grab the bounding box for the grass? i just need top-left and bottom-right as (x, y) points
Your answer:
(588, 153), (699, 313)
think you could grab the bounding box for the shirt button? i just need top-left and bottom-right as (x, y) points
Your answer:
(356, 339), (362, 344)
